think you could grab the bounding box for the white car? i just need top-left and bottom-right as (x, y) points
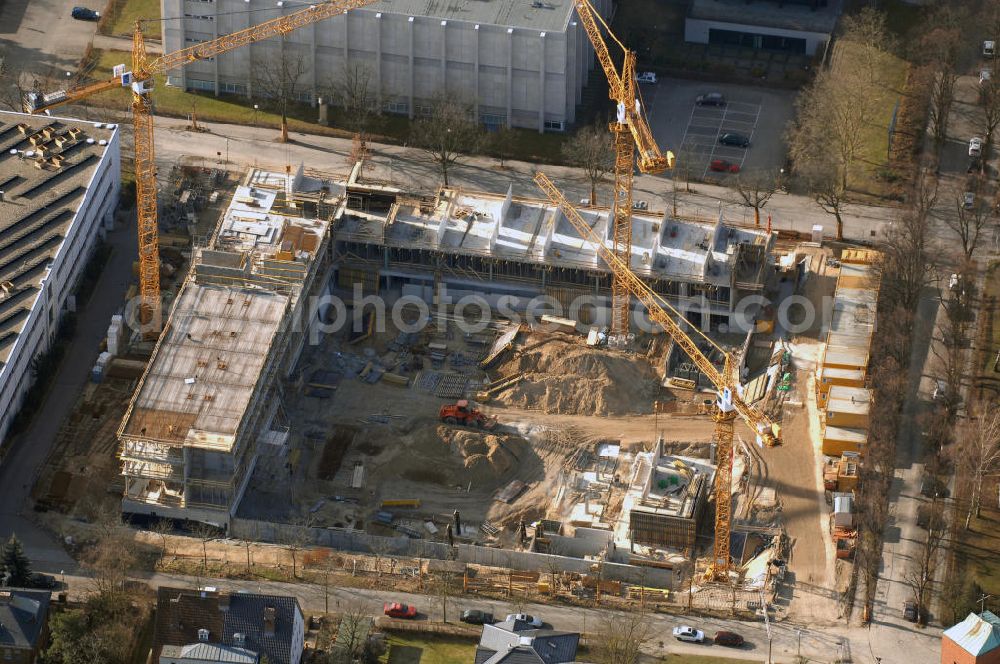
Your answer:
(673, 625), (705, 643)
(632, 200), (648, 211)
(505, 613), (543, 628)
(982, 68), (993, 85)
(985, 40), (996, 57)
(964, 192), (976, 209)
(970, 137), (984, 157)
(636, 71), (657, 84)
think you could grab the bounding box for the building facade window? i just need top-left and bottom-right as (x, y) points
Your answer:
(187, 79), (215, 91)
(384, 101), (408, 114)
(543, 119), (565, 131)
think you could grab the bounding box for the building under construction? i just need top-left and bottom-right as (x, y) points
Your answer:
(117, 166), (338, 525)
(335, 167), (774, 332)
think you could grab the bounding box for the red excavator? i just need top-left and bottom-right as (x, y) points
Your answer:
(439, 400), (497, 429)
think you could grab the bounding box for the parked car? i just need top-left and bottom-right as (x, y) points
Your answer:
(970, 137), (984, 157)
(696, 92), (726, 106)
(982, 68), (993, 86)
(903, 600), (918, 622)
(710, 158), (740, 173)
(71, 6), (100, 20)
(933, 378), (948, 400)
(636, 71), (657, 84)
(713, 631), (745, 647)
(383, 602), (417, 619)
(916, 503), (945, 530)
(672, 625), (705, 643)
(963, 191), (976, 209)
(632, 200), (648, 211)
(29, 573), (59, 590)
(985, 40), (996, 57)
(460, 610), (494, 625)
(719, 132), (750, 148)
(505, 613), (543, 628)
(920, 473), (950, 499)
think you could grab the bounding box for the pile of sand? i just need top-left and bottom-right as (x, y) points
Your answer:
(374, 423), (535, 489)
(494, 339), (658, 415)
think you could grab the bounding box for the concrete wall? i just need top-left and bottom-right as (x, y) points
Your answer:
(160, 0), (606, 132)
(230, 518), (674, 588)
(0, 124), (120, 445)
(684, 17), (828, 56)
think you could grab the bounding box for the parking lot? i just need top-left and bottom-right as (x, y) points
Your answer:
(641, 77), (798, 181)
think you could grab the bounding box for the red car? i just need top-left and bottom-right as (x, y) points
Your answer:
(384, 602), (417, 619)
(710, 159), (740, 173)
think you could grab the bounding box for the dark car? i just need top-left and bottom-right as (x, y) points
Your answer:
(71, 6), (100, 20)
(696, 92), (726, 106)
(920, 474), (949, 499)
(29, 573), (59, 589)
(719, 133), (750, 148)
(903, 600), (918, 622)
(714, 631), (745, 647)
(460, 609), (494, 625)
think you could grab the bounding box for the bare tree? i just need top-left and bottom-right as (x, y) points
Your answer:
(957, 411), (1000, 527)
(730, 170), (778, 227)
(190, 522), (218, 574)
(252, 37), (310, 143)
(877, 172), (937, 314)
(804, 159), (850, 240)
(330, 600), (373, 663)
(284, 517), (315, 579)
(150, 518), (173, 565)
(489, 125), (517, 169)
(409, 93), (482, 187)
(929, 67), (959, 151)
(840, 7), (896, 86)
(904, 499), (946, 625)
(326, 62), (380, 136)
(592, 610), (655, 664)
(981, 78), (1000, 165)
(562, 123), (614, 206)
(946, 194), (991, 260)
(434, 572), (460, 623)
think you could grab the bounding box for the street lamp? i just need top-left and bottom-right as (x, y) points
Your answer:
(253, 104), (259, 128)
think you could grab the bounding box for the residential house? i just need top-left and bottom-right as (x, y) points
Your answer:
(942, 611), (1000, 664)
(0, 589), (52, 664)
(475, 618), (579, 664)
(153, 587), (304, 664)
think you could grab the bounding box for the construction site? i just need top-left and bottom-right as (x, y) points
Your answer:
(20, 0), (880, 623)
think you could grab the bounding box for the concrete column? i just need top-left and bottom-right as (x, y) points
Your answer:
(473, 24), (480, 121)
(212, 13), (220, 95)
(506, 27), (513, 128)
(538, 31), (546, 133)
(375, 13), (384, 107)
(408, 16), (415, 118)
(311, 22), (318, 104)
(440, 20), (447, 94)
(342, 12), (349, 62)
(177, 0), (188, 89)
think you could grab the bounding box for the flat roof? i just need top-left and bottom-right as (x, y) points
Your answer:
(822, 344), (868, 368)
(837, 263), (878, 290)
(823, 426), (868, 444)
(689, 0), (843, 34)
(337, 185), (771, 287)
(819, 366), (865, 382)
(826, 386), (871, 415)
(121, 284), (289, 450)
(365, 0), (575, 32)
(0, 111), (117, 367)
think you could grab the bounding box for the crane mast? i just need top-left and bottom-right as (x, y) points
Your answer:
(534, 171), (778, 580)
(573, 0), (673, 336)
(24, 0), (379, 333)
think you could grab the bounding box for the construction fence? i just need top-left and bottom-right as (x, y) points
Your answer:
(230, 518), (674, 589)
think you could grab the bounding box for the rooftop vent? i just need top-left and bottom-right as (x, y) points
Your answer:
(86, 138), (95, 145)
(16, 123), (30, 135)
(98, 139), (107, 146)
(198, 628), (210, 641)
(233, 633), (246, 647)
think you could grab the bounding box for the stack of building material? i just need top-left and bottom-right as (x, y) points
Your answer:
(107, 314), (125, 356)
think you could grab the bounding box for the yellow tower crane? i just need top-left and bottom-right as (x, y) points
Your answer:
(573, 0), (674, 336)
(534, 171), (779, 581)
(24, 0), (380, 333)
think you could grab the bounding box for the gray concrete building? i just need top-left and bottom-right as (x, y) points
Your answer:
(160, 0), (608, 132)
(684, 0), (842, 57)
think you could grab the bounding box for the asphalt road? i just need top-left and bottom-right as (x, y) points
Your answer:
(51, 566), (943, 664)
